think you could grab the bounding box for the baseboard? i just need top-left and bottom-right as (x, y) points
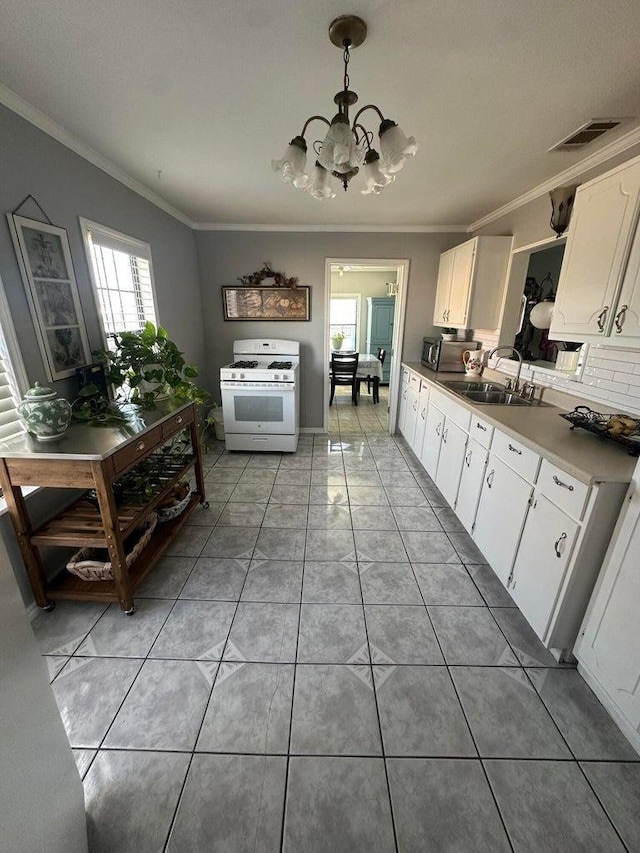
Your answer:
(578, 663), (640, 756)
(25, 601), (38, 622)
(299, 427), (326, 434)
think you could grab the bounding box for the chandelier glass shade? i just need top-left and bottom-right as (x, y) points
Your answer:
(271, 15), (417, 198)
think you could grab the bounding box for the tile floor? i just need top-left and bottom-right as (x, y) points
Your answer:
(32, 387), (640, 852)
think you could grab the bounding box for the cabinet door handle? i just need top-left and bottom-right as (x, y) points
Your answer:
(476, 422), (487, 432)
(413, 400), (418, 411)
(442, 310), (447, 321)
(435, 423), (441, 436)
(486, 469), (495, 488)
(508, 443), (522, 455)
(552, 474), (574, 492)
(136, 440), (145, 452)
(465, 449), (472, 467)
(442, 428), (448, 443)
(614, 304), (628, 334)
(554, 532), (567, 558)
(420, 408), (426, 420)
(596, 306), (609, 333)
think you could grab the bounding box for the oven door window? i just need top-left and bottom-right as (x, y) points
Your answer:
(234, 394), (284, 423)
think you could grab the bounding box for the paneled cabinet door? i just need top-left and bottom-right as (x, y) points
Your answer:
(576, 478), (640, 732)
(550, 159), (640, 338)
(402, 385), (420, 447)
(433, 248), (455, 325)
(447, 240), (475, 327)
(412, 389), (430, 458)
(435, 420), (468, 507)
(613, 215), (640, 339)
(420, 405), (444, 480)
(509, 495), (579, 642)
(473, 455), (533, 586)
(455, 438), (488, 532)
(397, 384), (410, 435)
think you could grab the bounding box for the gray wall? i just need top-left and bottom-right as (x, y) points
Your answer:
(0, 103), (206, 396)
(195, 230), (463, 429)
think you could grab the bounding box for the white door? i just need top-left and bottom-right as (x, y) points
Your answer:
(612, 217), (640, 340)
(436, 420), (468, 507)
(576, 475), (640, 734)
(550, 160), (640, 338)
(433, 248), (454, 325)
(473, 454), (533, 584)
(456, 438), (488, 532)
(412, 387), (430, 459)
(402, 385), (419, 447)
(447, 240), (475, 327)
(420, 405), (444, 480)
(510, 495), (579, 641)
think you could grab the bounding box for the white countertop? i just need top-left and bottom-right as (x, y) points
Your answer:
(403, 362), (637, 486)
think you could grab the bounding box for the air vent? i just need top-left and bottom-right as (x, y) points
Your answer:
(549, 119), (627, 152)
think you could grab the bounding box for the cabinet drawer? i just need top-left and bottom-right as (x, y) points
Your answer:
(468, 415), (493, 449)
(112, 425), (163, 475)
(408, 372), (420, 391)
(536, 459), (590, 521)
(492, 429), (540, 483)
(161, 407), (194, 440)
(401, 367), (411, 385)
(430, 388), (472, 432)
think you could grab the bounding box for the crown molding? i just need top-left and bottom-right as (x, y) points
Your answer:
(469, 124), (640, 233)
(0, 82), (195, 228)
(192, 223), (468, 232)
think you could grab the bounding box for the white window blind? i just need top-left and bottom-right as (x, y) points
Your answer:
(0, 350), (24, 442)
(82, 220), (158, 348)
(330, 295), (359, 351)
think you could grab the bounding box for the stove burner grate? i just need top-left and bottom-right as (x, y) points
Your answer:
(268, 361), (293, 370)
(229, 360), (259, 369)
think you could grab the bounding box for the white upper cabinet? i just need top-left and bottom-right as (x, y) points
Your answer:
(433, 236), (512, 330)
(550, 156), (640, 341)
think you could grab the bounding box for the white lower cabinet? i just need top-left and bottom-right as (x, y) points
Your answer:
(402, 385), (419, 448)
(455, 438), (488, 533)
(509, 495), (579, 640)
(398, 383), (409, 435)
(420, 404), (444, 479)
(576, 474), (640, 752)
(473, 454), (533, 585)
(436, 420), (468, 507)
(412, 386), (430, 458)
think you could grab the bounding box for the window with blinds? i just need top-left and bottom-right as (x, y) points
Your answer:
(0, 277), (28, 447)
(81, 219), (158, 349)
(330, 294), (360, 351)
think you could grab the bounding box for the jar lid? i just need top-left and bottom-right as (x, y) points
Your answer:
(24, 381), (56, 400)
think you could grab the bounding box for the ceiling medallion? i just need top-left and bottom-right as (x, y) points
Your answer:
(272, 15), (418, 198)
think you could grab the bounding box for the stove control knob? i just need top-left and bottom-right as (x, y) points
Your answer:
(274, 374), (280, 380)
(240, 372), (245, 379)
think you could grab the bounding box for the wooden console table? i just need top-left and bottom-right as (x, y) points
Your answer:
(0, 400), (206, 614)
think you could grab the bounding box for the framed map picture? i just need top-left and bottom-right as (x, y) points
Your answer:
(8, 214), (91, 380)
(222, 286), (311, 321)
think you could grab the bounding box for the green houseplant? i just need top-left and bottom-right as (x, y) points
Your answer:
(95, 322), (208, 409)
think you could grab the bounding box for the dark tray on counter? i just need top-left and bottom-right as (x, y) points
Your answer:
(560, 406), (640, 456)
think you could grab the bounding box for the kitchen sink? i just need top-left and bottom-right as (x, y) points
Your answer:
(440, 381), (552, 407)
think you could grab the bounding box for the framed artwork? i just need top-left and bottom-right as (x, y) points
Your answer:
(7, 214), (91, 380)
(222, 286), (311, 321)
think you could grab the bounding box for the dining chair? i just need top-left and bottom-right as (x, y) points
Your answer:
(329, 352), (360, 406)
(364, 347), (386, 403)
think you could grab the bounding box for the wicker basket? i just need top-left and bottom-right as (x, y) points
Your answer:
(157, 484), (192, 523)
(66, 513), (158, 581)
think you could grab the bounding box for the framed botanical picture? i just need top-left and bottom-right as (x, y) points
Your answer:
(222, 286), (311, 321)
(7, 214), (91, 380)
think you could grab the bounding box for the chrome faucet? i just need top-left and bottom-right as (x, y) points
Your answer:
(488, 346), (523, 393)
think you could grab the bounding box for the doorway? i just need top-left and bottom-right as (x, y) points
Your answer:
(323, 258), (409, 434)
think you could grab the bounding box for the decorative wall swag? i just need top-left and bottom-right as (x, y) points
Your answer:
(237, 262), (299, 289)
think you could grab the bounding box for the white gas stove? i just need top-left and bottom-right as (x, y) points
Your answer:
(220, 339), (300, 452)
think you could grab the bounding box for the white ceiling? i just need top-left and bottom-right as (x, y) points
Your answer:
(1, 0), (640, 228)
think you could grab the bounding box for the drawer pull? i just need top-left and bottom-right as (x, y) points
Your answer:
(486, 469), (495, 489)
(554, 532), (567, 558)
(136, 441), (145, 452)
(552, 475), (574, 492)
(508, 443), (522, 455)
(176, 416), (183, 424)
(476, 422), (487, 432)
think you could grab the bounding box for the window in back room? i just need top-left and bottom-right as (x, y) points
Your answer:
(329, 294), (360, 351)
(80, 218), (158, 350)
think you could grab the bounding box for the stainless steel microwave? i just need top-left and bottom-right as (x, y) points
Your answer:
(421, 337), (479, 372)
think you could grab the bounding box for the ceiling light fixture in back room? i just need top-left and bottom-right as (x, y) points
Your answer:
(272, 15), (418, 198)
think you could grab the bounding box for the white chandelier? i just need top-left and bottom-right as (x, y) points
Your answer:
(272, 15), (418, 198)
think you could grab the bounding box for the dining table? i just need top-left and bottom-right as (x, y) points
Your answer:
(329, 352), (384, 403)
